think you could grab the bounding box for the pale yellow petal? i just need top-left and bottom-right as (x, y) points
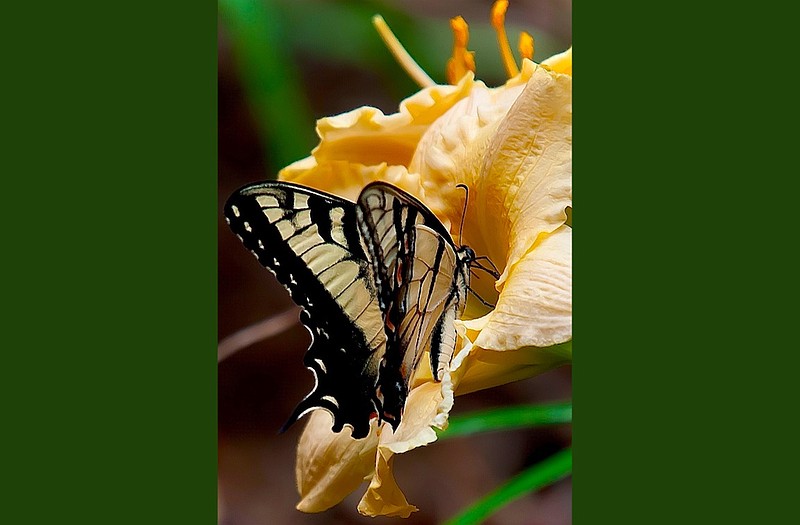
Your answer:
(280, 160), (423, 203)
(280, 74), (476, 180)
(407, 80), (527, 235)
(408, 64), (571, 286)
(357, 446), (416, 518)
(454, 340), (571, 395)
(504, 56), (538, 88)
(478, 66), (572, 287)
(295, 410), (379, 513)
(473, 225), (572, 351)
(359, 372), (459, 516)
(382, 381), (451, 453)
(541, 47), (573, 76)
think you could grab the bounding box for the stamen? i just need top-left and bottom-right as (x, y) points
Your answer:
(490, 0), (520, 78)
(446, 16), (475, 85)
(372, 15), (435, 88)
(518, 31), (534, 62)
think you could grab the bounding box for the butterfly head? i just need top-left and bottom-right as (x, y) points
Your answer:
(458, 245), (476, 265)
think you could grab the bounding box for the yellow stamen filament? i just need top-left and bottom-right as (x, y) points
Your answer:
(446, 16), (476, 85)
(518, 31), (534, 62)
(491, 0), (520, 78)
(372, 15), (435, 88)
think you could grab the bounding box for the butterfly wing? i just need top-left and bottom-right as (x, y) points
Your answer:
(402, 225), (468, 381)
(224, 181), (386, 439)
(356, 182), (454, 312)
(356, 183), (469, 427)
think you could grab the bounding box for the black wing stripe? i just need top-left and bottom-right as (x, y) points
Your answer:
(353, 184), (468, 428)
(225, 182), (386, 439)
(228, 181), (474, 437)
(398, 226), (463, 382)
(430, 304), (459, 379)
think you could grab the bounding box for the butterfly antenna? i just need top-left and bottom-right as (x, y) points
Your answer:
(456, 183), (469, 246)
(472, 256), (501, 280)
(474, 255), (500, 274)
(467, 285), (496, 309)
(469, 268), (485, 282)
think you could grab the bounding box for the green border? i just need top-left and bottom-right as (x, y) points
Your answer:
(5, 2), (217, 522)
(576, 3), (790, 524)
(578, 4), (683, 521)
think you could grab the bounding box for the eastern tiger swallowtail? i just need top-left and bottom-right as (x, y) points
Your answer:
(224, 181), (485, 439)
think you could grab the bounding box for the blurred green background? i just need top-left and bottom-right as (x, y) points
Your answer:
(218, 1), (572, 524)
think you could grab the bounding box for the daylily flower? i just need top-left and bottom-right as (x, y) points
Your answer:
(280, 2), (572, 517)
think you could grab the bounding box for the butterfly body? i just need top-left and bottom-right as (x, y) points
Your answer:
(225, 181), (473, 438)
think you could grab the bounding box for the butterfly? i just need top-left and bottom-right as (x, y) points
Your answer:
(224, 181), (495, 439)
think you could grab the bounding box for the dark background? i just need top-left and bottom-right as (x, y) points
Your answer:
(218, 1), (572, 523)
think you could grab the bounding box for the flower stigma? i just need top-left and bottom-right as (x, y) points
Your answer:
(371, 14), (435, 88)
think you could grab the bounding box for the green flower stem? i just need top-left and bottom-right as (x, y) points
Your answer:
(443, 448), (572, 525)
(437, 401), (572, 440)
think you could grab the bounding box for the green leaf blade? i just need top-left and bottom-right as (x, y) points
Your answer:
(437, 401), (572, 440)
(444, 448), (572, 525)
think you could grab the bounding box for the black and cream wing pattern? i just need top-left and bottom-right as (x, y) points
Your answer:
(224, 180), (474, 438)
(225, 182), (386, 439)
(356, 183), (473, 427)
